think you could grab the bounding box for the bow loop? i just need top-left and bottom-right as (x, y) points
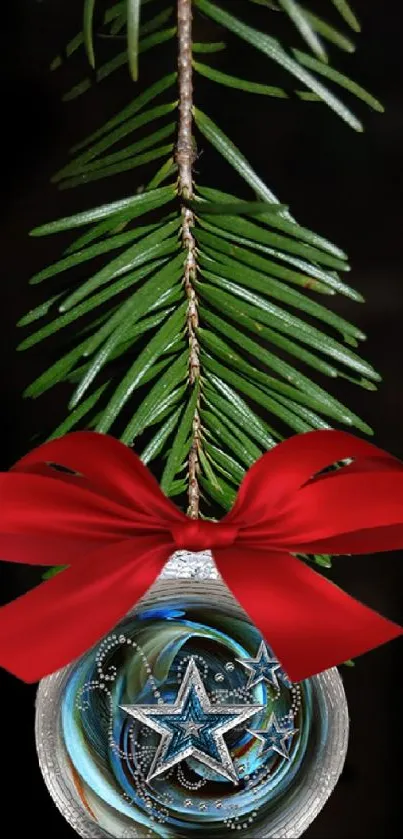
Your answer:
(170, 519), (239, 552)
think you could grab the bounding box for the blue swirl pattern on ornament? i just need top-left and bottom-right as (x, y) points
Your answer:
(60, 595), (323, 837)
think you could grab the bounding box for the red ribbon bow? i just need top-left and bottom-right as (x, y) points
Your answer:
(0, 429), (402, 683)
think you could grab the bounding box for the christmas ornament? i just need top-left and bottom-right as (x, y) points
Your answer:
(36, 553), (349, 838)
(1, 428), (402, 837)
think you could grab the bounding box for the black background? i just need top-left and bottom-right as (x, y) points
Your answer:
(0, 1), (402, 836)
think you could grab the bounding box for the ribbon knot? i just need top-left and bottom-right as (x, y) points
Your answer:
(170, 519), (239, 552)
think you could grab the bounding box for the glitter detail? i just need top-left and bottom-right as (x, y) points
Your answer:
(159, 550), (218, 580)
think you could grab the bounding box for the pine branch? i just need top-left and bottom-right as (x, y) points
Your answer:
(176, 0), (201, 518)
(21, 0), (384, 537)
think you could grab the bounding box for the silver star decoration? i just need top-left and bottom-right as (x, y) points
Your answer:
(120, 657), (262, 784)
(237, 641), (292, 691)
(248, 712), (299, 760)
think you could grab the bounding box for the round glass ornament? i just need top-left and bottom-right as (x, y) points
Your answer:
(36, 551), (349, 838)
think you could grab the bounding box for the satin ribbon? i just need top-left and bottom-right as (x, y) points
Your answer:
(0, 429), (401, 683)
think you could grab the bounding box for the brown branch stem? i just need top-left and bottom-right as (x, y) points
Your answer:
(176, 0), (201, 519)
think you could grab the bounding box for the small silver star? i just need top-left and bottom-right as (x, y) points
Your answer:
(248, 713), (299, 760)
(179, 721), (203, 737)
(237, 642), (291, 691)
(120, 658), (262, 784)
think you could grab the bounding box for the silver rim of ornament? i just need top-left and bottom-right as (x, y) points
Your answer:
(35, 551), (349, 838)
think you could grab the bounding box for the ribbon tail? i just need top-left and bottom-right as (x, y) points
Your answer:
(215, 547), (402, 682)
(0, 536), (171, 682)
